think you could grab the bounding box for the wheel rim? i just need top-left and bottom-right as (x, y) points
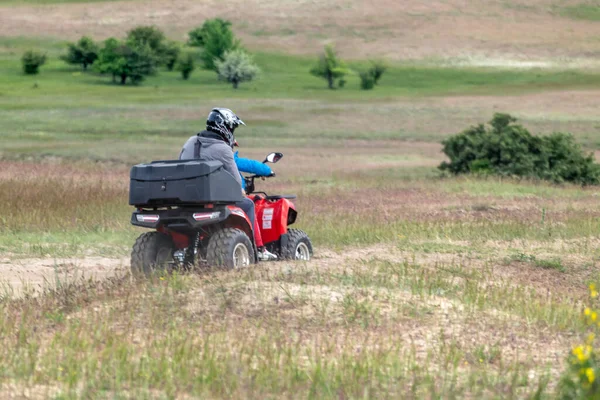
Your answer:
(295, 242), (311, 261)
(233, 243), (250, 268)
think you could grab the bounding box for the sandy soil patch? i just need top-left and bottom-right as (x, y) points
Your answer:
(0, 256), (128, 297)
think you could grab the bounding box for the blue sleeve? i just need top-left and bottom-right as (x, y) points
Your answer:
(234, 152), (273, 176)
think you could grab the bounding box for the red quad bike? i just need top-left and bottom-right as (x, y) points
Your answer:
(128, 152), (312, 275)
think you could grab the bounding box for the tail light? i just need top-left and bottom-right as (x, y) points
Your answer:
(136, 214), (160, 223)
(193, 212), (221, 221)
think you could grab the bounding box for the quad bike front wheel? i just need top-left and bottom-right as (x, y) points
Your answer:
(131, 232), (175, 276)
(281, 229), (313, 261)
(206, 228), (255, 269)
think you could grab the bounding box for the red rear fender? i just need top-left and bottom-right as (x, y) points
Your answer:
(157, 226), (190, 249)
(225, 205), (254, 240)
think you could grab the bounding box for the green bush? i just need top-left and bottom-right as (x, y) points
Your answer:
(359, 61), (387, 90)
(61, 36), (99, 71)
(369, 60), (387, 84)
(176, 53), (195, 80)
(439, 113), (600, 185)
(359, 71), (375, 90)
(310, 45), (350, 89)
(22, 50), (47, 75)
(188, 19), (241, 71)
(162, 40), (181, 71)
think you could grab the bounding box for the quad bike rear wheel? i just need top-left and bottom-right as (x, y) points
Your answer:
(206, 228), (254, 269)
(131, 232), (175, 276)
(281, 229), (313, 261)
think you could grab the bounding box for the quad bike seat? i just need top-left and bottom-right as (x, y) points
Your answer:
(266, 195), (297, 200)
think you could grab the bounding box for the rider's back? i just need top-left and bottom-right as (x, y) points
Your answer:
(180, 131), (242, 188)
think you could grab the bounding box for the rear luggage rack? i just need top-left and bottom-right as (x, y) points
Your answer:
(129, 159), (243, 207)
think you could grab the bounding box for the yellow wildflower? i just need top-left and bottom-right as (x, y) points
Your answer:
(573, 345), (591, 363)
(592, 312), (597, 322)
(591, 283), (597, 291)
(587, 368), (596, 384)
(585, 308), (592, 316)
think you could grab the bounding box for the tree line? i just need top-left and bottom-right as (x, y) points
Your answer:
(21, 19), (386, 90)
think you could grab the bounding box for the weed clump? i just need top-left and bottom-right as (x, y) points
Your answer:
(439, 113), (600, 185)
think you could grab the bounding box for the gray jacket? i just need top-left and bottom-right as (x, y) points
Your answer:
(179, 131), (242, 189)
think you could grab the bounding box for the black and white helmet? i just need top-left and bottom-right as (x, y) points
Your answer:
(206, 107), (245, 147)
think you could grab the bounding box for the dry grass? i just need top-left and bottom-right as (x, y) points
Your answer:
(3, 156), (600, 245)
(0, 160), (129, 232)
(0, 246), (587, 398)
(2, 0), (600, 395)
(2, 0), (600, 63)
(2, 154), (600, 397)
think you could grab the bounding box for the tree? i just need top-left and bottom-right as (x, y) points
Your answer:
(95, 39), (157, 85)
(126, 25), (174, 68)
(61, 36), (99, 71)
(310, 45), (349, 89)
(188, 18), (231, 47)
(162, 40), (181, 71)
(176, 53), (195, 80)
(95, 38), (121, 82)
(215, 50), (259, 89)
(127, 25), (165, 53)
(188, 18), (241, 70)
(22, 50), (46, 75)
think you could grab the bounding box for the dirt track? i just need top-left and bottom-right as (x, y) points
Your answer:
(0, 246), (408, 297)
(0, 241), (587, 299)
(0, 256), (129, 297)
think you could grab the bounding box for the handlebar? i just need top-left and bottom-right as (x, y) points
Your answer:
(244, 173), (275, 195)
(244, 151), (282, 195)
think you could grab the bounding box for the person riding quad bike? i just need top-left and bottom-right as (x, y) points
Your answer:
(233, 144), (278, 258)
(179, 107), (278, 261)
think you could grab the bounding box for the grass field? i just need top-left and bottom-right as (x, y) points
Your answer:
(2, 0), (600, 397)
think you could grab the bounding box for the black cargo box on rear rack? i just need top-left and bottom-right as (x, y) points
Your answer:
(129, 160), (243, 207)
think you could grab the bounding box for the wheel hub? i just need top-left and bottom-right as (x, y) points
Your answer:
(295, 242), (310, 261)
(233, 243), (250, 268)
